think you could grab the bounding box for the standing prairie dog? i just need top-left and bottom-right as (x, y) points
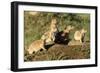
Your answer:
(41, 18), (59, 43)
(74, 29), (87, 43)
(27, 39), (46, 54)
(50, 18), (59, 41)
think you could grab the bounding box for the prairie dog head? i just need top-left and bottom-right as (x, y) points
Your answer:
(81, 29), (87, 34)
(51, 19), (57, 28)
(51, 18), (57, 25)
(64, 25), (74, 33)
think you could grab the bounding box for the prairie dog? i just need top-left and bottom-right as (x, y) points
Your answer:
(50, 18), (58, 31)
(41, 18), (58, 43)
(74, 29), (87, 43)
(41, 31), (52, 43)
(62, 25), (74, 36)
(50, 18), (59, 41)
(27, 39), (46, 54)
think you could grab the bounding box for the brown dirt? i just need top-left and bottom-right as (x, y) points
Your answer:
(24, 42), (90, 62)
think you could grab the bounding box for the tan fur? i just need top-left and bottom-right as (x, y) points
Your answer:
(41, 31), (52, 43)
(27, 39), (46, 54)
(74, 29), (87, 43)
(64, 25), (74, 33)
(41, 19), (58, 43)
(62, 25), (74, 36)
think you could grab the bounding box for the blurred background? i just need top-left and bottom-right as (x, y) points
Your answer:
(24, 11), (90, 49)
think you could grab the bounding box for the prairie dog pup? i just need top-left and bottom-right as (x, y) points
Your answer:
(74, 29), (87, 43)
(62, 25), (74, 36)
(41, 18), (58, 43)
(27, 39), (46, 54)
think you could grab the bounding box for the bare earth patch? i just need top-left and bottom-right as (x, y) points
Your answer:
(24, 42), (90, 62)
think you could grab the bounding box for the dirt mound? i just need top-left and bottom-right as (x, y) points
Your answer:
(24, 43), (90, 62)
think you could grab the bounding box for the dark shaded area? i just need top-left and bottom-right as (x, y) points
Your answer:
(54, 31), (71, 45)
(45, 44), (55, 50)
(81, 33), (86, 43)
